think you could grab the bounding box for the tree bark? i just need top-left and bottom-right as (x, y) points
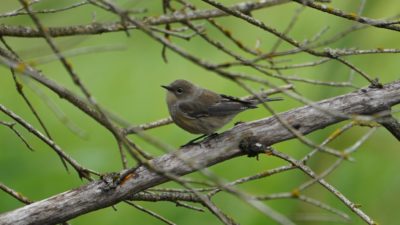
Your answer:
(0, 81), (399, 225)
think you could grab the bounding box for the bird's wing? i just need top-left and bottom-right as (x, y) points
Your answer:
(177, 89), (222, 119)
(207, 101), (256, 116)
(178, 99), (256, 118)
(221, 94), (283, 104)
(178, 101), (210, 119)
(220, 94), (254, 105)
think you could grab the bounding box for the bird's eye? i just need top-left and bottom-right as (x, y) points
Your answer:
(176, 88), (183, 94)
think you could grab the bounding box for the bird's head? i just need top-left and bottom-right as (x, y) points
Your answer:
(161, 79), (197, 101)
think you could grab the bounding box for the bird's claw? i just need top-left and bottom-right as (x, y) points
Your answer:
(181, 133), (218, 148)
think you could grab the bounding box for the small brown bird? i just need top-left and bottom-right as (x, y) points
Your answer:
(162, 79), (282, 144)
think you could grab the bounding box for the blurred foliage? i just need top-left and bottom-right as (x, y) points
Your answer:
(0, 0), (399, 225)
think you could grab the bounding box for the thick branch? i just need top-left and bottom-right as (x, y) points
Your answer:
(0, 81), (399, 225)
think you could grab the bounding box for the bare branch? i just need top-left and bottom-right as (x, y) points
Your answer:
(0, 104), (98, 180)
(124, 201), (176, 225)
(292, 0), (400, 32)
(0, 0), (398, 224)
(0, 182), (32, 205)
(0, 120), (34, 151)
(0, 81), (398, 225)
(0, 0), (289, 38)
(378, 115), (400, 141)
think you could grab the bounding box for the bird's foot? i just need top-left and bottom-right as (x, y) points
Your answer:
(234, 121), (244, 126)
(181, 133), (218, 148)
(180, 141), (198, 148)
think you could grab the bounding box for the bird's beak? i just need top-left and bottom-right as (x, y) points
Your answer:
(161, 85), (173, 92)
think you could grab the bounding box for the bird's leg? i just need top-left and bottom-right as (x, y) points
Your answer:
(234, 121), (244, 126)
(181, 133), (218, 147)
(205, 133), (218, 140)
(181, 134), (208, 147)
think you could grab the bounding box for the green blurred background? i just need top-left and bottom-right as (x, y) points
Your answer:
(0, 1), (399, 224)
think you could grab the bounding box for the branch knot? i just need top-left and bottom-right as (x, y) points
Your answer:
(239, 136), (271, 159)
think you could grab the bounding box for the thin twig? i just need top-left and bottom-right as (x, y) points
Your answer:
(0, 182), (32, 204)
(270, 149), (376, 225)
(0, 104), (98, 180)
(0, 121), (34, 151)
(124, 201), (176, 225)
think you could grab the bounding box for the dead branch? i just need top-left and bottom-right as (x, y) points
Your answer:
(0, 0), (289, 38)
(0, 81), (399, 225)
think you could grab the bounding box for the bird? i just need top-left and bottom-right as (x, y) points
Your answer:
(161, 79), (282, 145)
